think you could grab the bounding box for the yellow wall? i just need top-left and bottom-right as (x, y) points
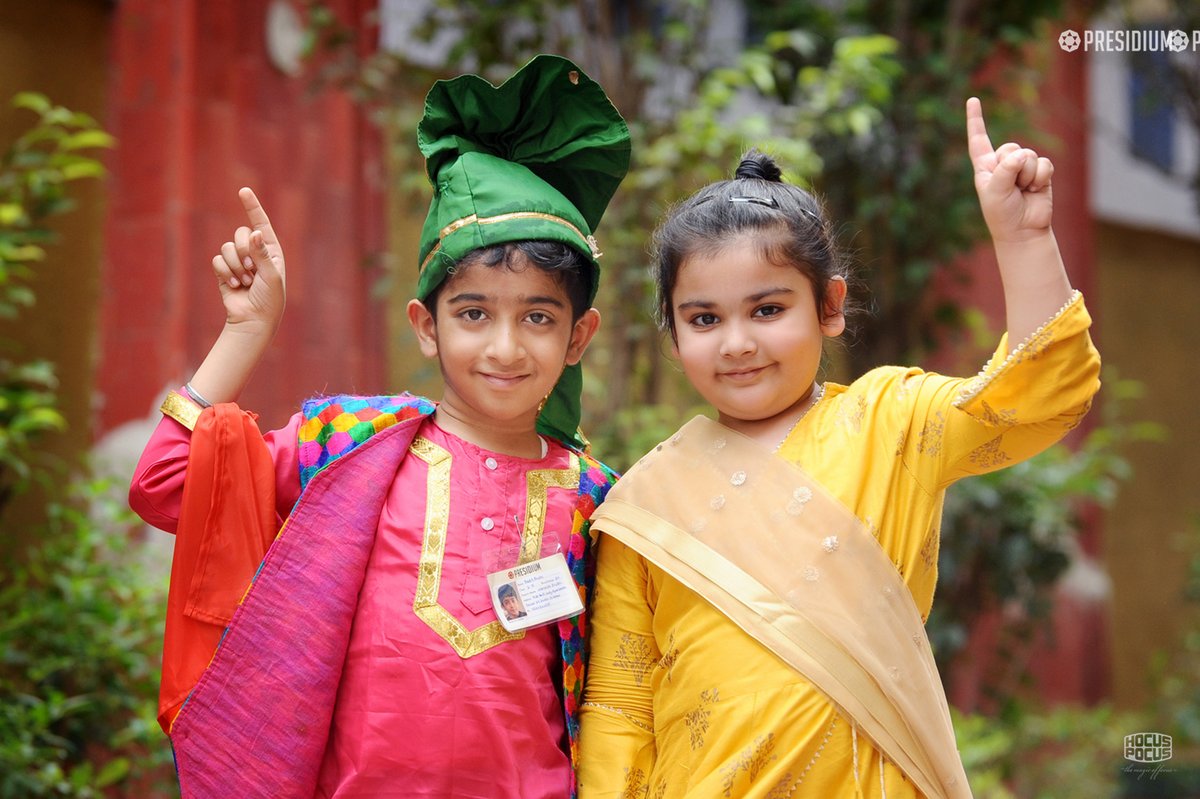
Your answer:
(0, 0), (111, 548)
(1097, 220), (1200, 707)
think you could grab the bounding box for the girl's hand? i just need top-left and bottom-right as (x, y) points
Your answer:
(967, 97), (1054, 244)
(211, 187), (286, 331)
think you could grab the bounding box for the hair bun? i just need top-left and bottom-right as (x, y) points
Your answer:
(734, 149), (782, 182)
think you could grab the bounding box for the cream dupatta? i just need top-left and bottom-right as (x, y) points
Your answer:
(590, 416), (971, 799)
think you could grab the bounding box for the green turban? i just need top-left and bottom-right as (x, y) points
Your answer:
(416, 54), (630, 449)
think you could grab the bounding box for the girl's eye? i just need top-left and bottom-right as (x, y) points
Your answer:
(689, 312), (719, 328)
(753, 304), (783, 319)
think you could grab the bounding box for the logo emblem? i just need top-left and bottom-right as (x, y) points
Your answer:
(1059, 30), (1082, 51)
(1125, 732), (1173, 764)
(1167, 30), (1190, 53)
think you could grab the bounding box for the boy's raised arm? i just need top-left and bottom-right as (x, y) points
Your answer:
(188, 187), (286, 405)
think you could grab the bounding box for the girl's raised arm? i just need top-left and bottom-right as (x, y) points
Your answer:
(966, 97), (1074, 344)
(187, 187), (287, 404)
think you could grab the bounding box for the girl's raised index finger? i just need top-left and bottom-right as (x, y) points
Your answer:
(965, 97), (996, 166)
(237, 187), (278, 243)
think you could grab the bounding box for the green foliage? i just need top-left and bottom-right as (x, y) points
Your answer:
(954, 703), (1149, 798)
(0, 93), (113, 508)
(1145, 515), (1200, 756)
(0, 478), (174, 798)
(930, 372), (1165, 703)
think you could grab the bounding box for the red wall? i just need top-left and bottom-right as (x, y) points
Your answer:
(97, 0), (387, 433)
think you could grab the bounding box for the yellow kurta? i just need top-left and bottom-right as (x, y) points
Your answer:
(580, 292), (1100, 798)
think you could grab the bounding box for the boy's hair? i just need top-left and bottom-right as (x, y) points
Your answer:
(650, 148), (851, 339)
(426, 240), (593, 321)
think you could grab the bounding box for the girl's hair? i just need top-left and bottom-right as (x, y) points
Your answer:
(427, 240), (593, 321)
(651, 148), (850, 339)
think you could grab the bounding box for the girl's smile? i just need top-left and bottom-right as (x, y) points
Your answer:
(671, 236), (845, 446)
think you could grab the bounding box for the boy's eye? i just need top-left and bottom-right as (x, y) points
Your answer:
(527, 311), (551, 325)
(461, 308), (487, 321)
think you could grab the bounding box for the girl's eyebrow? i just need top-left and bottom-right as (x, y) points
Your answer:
(746, 286), (794, 303)
(677, 287), (794, 312)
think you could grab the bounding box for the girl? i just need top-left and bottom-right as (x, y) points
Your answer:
(129, 55), (628, 798)
(578, 98), (1100, 798)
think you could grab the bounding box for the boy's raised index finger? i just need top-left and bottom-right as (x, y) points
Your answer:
(965, 97), (996, 166)
(237, 187), (277, 241)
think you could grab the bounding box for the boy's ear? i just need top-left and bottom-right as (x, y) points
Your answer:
(820, 276), (848, 338)
(406, 299), (440, 358)
(564, 308), (602, 366)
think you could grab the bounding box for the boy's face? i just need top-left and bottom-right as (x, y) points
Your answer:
(407, 256), (600, 435)
(501, 595), (521, 618)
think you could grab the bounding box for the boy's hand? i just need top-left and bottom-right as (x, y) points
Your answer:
(967, 97), (1054, 244)
(211, 187), (286, 330)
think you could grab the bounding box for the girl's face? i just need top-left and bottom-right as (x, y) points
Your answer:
(407, 257), (599, 440)
(670, 237), (845, 443)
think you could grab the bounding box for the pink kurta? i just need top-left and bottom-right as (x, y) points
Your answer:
(130, 415), (577, 798)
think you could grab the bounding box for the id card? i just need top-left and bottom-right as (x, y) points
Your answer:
(487, 552), (584, 633)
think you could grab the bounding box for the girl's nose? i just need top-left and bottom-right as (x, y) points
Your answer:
(719, 324), (757, 358)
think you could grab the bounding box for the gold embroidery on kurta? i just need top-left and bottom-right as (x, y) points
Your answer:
(954, 290), (1080, 407)
(720, 733), (777, 796)
(894, 429), (907, 457)
(978, 400), (1018, 427)
(917, 411), (945, 456)
(835, 393), (867, 433)
(622, 767), (649, 799)
(1065, 397), (1093, 431)
(659, 630), (679, 682)
(409, 436), (579, 658)
(614, 633), (656, 686)
(685, 687), (719, 751)
(765, 716), (838, 796)
(968, 435), (1011, 468)
(919, 526), (938, 571)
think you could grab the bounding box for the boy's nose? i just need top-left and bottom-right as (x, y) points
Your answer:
(487, 324), (525, 363)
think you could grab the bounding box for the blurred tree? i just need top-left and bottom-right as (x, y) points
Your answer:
(302, 0), (1071, 459)
(0, 93), (112, 514)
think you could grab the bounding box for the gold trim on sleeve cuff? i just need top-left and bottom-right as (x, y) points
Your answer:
(161, 390), (202, 431)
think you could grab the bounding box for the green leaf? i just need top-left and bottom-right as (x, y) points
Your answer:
(61, 130), (116, 151)
(11, 92), (51, 114)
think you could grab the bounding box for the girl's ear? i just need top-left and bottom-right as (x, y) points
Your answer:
(820, 276), (848, 338)
(407, 299), (440, 358)
(565, 308), (602, 366)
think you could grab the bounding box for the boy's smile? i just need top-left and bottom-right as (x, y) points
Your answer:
(407, 258), (600, 456)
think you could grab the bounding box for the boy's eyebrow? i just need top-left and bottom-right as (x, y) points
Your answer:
(444, 292), (567, 307)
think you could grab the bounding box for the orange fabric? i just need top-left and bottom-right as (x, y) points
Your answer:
(158, 404), (278, 733)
